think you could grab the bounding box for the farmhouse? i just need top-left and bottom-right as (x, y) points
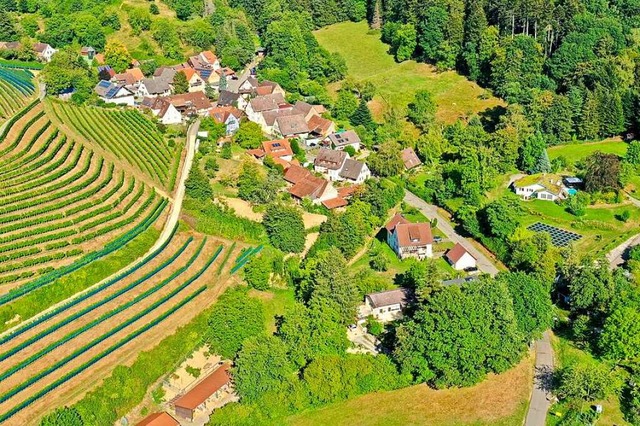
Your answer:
(141, 97), (182, 125)
(135, 412), (179, 426)
(94, 80), (135, 106)
(165, 92), (212, 116)
(327, 130), (361, 152)
(33, 42), (56, 62)
(245, 93), (288, 128)
(401, 147), (422, 170)
(285, 164), (339, 205)
(274, 114), (309, 139)
(513, 174), (568, 201)
(307, 115), (335, 142)
(445, 243), (477, 271)
(112, 68), (144, 86)
(359, 288), (410, 323)
(138, 77), (172, 98)
(172, 363), (232, 422)
(248, 139), (295, 167)
(385, 213), (433, 260)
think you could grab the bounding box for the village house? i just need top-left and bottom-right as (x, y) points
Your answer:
(245, 93), (289, 128)
(338, 158), (371, 184)
(513, 174), (568, 201)
(112, 68), (144, 86)
(140, 97), (182, 125)
(307, 115), (335, 143)
(180, 68), (206, 93)
(327, 130), (361, 152)
(274, 114), (309, 139)
(164, 92), (212, 116)
(97, 65), (115, 80)
(359, 288), (410, 323)
(80, 46), (95, 61)
(314, 148), (348, 181)
(171, 363), (232, 422)
(137, 77), (172, 98)
(0, 41), (21, 52)
(445, 243), (477, 271)
(284, 164), (339, 205)
(209, 106), (243, 135)
(135, 412), (179, 426)
(385, 213), (433, 260)
(248, 139), (294, 168)
(217, 90), (248, 110)
(401, 147), (422, 170)
(94, 80), (135, 106)
(33, 42), (56, 62)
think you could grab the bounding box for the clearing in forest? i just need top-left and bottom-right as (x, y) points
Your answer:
(313, 21), (504, 124)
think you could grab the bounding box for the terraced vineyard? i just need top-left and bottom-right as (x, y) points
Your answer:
(0, 101), (166, 292)
(0, 68), (36, 121)
(49, 102), (181, 191)
(0, 229), (255, 424)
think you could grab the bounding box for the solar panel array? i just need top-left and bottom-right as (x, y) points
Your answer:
(527, 222), (582, 247)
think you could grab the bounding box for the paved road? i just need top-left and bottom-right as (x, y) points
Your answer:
(0, 120), (199, 339)
(607, 232), (640, 269)
(525, 331), (555, 426)
(226, 57), (261, 93)
(403, 190), (500, 276)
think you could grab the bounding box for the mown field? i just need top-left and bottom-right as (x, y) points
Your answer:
(313, 21), (504, 124)
(287, 355), (532, 426)
(548, 140), (628, 166)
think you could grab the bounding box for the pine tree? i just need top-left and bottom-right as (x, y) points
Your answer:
(172, 70), (189, 94)
(350, 97), (374, 130)
(219, 73), (227, 91)
(533, 149), (551, 174)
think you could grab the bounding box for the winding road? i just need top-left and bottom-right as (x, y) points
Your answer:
(0, 119), (200, 340)
(403, 190), (500, 276)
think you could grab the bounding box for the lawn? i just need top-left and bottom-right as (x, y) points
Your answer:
(313, 21), (504, 124)
(286, 355), (533, 426)
(548, 140), (627, 165)
(511, 190), (640, 255)
(248, 288), (296, 333)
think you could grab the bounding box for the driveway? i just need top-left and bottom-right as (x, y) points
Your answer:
(226, 57), (261, 93)
(403, 190), (500, 276)
(525, 331), (555, 426)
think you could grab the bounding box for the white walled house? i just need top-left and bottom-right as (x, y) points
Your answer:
(513, 174), (568, 201)
(339, 158), (371, 184)
(314, 148), (348, 181)
(94, 80), (135, 106)
(33, 43), (57, 62)
(385, 214), (433, 260)
(445, 243), (477, 271)
(358, 288), (409, 323)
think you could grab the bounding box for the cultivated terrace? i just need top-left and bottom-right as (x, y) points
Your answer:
(0, 0), (636, 425)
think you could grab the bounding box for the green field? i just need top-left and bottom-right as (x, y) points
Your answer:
(548, 140), (628, 165)
(313, 21), (504, 124)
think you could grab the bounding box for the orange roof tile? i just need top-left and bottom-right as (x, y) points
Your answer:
(174, 364), (231, 411)
(322, 197), (348, 209)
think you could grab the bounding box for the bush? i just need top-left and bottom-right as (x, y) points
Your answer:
(365, 316), (383, 336)
(263, 204), (306, 253)
(149, 2), (160, 15)
(243, 255), (271, 290)
(617, 210), (631, 222)
(556, 363), (622, 402)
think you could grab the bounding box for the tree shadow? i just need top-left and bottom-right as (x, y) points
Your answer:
(479, 105), (507, 132)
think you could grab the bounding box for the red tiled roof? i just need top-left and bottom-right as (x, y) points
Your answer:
(247, 148), (266, 158)
(174, 364), (231, 411)
(210, 106), (243, 123)
(201, 50), (217, 64)
(166, 92), (211, 111)
(284, 164), (311, 184)
(445, 243), (475, 264)
(262, 139), (293, 158)
(322, 197), (348, 209)
(307, 115), (334, 135)
(385, 213), (410, 233)
(395, 223), (433, 247)
(337, 185), (361, 199)
(289, 175), (327, 200)
(136, 412), (179, 426)
(181, 67), (196, 81)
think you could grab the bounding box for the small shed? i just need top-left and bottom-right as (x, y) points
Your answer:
(445, 243), (477, 271)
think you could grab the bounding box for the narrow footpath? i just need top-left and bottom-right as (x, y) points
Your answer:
(403, 190), (500, 276)
(0, 119), (200, 340)
(525, 331), (555, 426)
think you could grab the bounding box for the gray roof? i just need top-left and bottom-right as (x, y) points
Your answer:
(366, 288), (409, 309)
(142, 77), (171, 94)
(250, 93), (286, 112)
(314, 148), (347, 170)
(217, 90), (240, 106)
(275, 114), (308, 136)
(262, 108), (297, 126)
(328, 130), (361, 148)
(339, 158), (365, 181)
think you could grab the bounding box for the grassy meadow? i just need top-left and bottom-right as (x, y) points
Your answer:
(548, 140), (628, 166)
(313, 21), (504, 124)
(286, 355), (533, 426)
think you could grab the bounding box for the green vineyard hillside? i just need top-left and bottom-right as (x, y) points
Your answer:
(0, 101), (166, 291)
(0, 68), (36, 122)
(49, 102), (181, 192)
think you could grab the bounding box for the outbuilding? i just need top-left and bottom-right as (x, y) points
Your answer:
(445, 243), (477, 271)
(172, 363), (232, 421)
